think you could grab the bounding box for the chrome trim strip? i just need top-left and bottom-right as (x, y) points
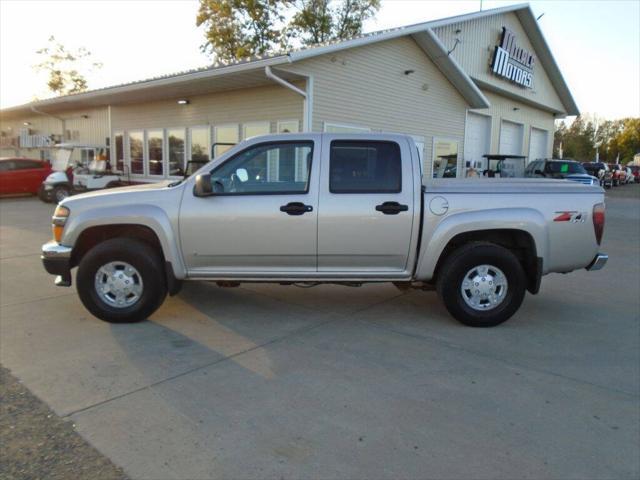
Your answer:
(41, 241), (72, 259)
(586, 253), (608, 271)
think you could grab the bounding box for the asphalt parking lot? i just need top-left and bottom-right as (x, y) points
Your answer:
(1, 185), (639, 479)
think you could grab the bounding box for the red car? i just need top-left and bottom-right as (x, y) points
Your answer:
(0, 157), (52, 196)
(629, 165), (640, 183)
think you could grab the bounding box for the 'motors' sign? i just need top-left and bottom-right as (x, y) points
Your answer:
(491, 27), (535, 88)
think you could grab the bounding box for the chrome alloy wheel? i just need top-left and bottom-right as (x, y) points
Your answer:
(94, 261), (143, 308)
(460, 264), (508, 311)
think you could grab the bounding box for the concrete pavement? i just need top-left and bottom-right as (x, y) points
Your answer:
(1, 186), (638, 479)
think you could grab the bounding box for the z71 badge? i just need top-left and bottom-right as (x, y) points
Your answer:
(554, 211), (587, 223)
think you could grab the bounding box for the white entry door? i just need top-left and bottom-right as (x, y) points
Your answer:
(529, 127), (548, 161)
(465, 112), (491, 167)
(499, 120), (524, 155)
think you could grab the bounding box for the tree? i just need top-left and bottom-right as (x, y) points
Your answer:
(196, 0), (286, 62)
(554, 116), (639, 163)
(33, 36), (102, 96)
(288, 0), (381, 46)
(196, 0), (381, 62)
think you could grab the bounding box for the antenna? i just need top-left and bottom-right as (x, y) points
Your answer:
(536, 12), (545, 20)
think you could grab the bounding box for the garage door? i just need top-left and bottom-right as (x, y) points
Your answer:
(529, 127), (548, 161)
(499, 120), (524, 155)
(464, 112), (491, 167)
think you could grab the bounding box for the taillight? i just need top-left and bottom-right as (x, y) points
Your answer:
(592, 203), (605, 245)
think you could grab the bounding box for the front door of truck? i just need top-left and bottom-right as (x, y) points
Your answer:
(317, 137), (416, 275)
(179, 139), (320, 276)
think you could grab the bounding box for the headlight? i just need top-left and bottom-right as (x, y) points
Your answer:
(52, 205), (70, 242)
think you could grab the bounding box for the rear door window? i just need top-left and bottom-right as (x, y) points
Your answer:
(329, 141), (401, 193)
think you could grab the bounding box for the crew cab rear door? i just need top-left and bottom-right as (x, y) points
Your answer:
(317, 135), (419, 276)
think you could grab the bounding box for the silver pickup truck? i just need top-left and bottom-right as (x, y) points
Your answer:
(42, 133), (608, 327)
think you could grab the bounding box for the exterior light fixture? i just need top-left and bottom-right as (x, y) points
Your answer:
(513, 107), (520, 111)
(404, 69), (415, 75)
(23, 121), (31, 126)
(177, 99), (190, 105)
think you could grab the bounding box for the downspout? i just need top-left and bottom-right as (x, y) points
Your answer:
(265, 65), (312, 132)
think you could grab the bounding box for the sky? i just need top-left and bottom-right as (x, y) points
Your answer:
(0, 0), (638, 120)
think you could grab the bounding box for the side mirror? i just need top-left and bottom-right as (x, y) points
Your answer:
(193, 173), (213, 197)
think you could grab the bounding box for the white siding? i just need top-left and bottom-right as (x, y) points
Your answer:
(281, 36), (469, 177)
(470, 90), (555, 160)
(110, 84), (303, 133)
(435, 11), (566, 113)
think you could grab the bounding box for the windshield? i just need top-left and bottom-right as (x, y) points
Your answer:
(546, 162), (587, 175)
(50, 149), (73, 171)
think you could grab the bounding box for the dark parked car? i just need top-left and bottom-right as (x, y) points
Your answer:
(582, 162), (613, 188)
(525, 159), (598, 185)
(0, 158), (52, 196)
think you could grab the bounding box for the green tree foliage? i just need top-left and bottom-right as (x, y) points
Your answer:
(196, 0), (380, 62)
(554, 116), (639, 163)
(196, 0), (286, 62)
(288, 0), (381, 46)
(33, 36), (102, 96)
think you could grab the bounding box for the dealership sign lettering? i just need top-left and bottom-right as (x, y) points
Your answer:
(491, 27), (535, 88)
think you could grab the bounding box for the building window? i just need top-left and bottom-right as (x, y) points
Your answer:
(114, 132), (124, 172)
(210, 141), (313, 195)
(324, 122), (371, 133)
(190, 126), (210, 162)
(432, 138), (459, 178)
(128, 131), (144, 175)
(214, 124), (238, 158)
(243, 122), (270, 140)
(147, 129), (164, 176)
(167, 128), (186, 176)
(329, 141), (401, 193)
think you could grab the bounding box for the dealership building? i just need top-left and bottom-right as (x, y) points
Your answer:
(0, 3), (578, 181)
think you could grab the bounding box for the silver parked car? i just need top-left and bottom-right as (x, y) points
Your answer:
(42, 134), (607, 328)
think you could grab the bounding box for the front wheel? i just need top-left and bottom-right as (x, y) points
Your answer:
(76, 238), (167, 323)
(53, 185), (71, 203)
(437, 242), (526, 327)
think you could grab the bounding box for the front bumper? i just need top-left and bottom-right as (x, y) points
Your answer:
(41, 241), (73, 286)
(586, 253), (608, 271)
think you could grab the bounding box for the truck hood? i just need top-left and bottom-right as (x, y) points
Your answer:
(60, 180), (183, 210)
(424, 178), (604, 194)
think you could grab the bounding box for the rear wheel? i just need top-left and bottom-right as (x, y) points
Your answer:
(437, 242), (526, 327)
(76, 238), (167, 323)
(53, 185), (71, 203)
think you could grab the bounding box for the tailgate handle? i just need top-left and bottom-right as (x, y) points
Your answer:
(280, 202), (313, 216)
(376, 201), (408, 215)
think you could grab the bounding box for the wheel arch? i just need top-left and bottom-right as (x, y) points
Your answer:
(415, 208), (548, 294)
(62, 205), (187, 286)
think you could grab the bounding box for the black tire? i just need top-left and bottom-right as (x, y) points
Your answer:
(76, 238), (167, 323)
(53, 185), (71, 203)
(37, 184), (52, 203)
(436, 242), (526, 327)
